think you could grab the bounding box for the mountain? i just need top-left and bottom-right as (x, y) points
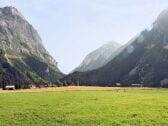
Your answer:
(63, 8), (168, 87)
(0, 6), (64, 88)
(73, 41), (121, 72)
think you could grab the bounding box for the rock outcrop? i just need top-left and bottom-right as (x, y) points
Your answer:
(0, 7), (64, 88)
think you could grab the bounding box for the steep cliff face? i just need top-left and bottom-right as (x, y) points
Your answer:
(63, 8), (168, 87)
(73, 41), (121, 72)
(0, 7), (64, 88)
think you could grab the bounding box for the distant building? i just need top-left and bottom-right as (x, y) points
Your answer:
(30, 84), (36, 89)
(131, 84), (142, 87)
(4, 85), (15, 90)
(116, 83), (121, 86)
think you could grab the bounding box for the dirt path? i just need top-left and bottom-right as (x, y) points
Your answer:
(0, 86), (156, 93)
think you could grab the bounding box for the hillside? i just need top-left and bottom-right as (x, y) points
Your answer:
(63, 8), (168, 87)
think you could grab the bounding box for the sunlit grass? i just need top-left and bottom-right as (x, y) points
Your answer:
(0, 88), (168, 126)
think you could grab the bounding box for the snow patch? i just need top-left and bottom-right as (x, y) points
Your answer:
(126, 45), (134, 54)
(163, 44), (168, 49)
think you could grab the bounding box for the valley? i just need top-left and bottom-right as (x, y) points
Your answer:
(0, 3), (168, 126)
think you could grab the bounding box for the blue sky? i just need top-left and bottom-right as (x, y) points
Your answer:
(0, 0), (168, 74)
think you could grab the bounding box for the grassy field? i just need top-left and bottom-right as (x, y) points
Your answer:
(0, 87), (168, 126)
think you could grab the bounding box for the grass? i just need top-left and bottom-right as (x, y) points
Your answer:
(0, 87), (168, 126)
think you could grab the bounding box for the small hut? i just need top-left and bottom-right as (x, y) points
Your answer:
(4, 85), (15, 90)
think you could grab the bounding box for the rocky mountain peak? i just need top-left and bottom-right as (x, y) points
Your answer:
(101, 41), (121, 49)
(0, 6), (25, 19)
(156, 8), (168, 34)
(73, 41), (121, 72)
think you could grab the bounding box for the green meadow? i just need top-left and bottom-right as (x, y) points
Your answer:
(0, 88), (168, 126)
